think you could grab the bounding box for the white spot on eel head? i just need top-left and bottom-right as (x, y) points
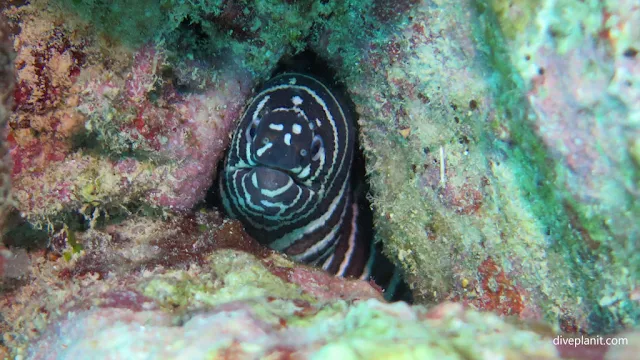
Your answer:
(284, 133), (292, 146)
(256, 142), (273, 157)
(269, 123), (284, 131)
(292, 124), (302, 134)
(292, 96), (303, 106)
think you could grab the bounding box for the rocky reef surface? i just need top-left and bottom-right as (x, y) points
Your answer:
(1, 210), (567, 359)
(311, 0), (640, 334)
(0, 0), (638, 358)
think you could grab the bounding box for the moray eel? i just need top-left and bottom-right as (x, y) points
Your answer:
(219, 73), (410, 301)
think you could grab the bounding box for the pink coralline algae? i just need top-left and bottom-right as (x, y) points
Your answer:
(83, 45), (253, 209)
(7, 10), (254, 224)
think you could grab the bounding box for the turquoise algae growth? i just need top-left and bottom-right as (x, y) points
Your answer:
(309, 0), (640, 334)
(484, 0), (640, 332)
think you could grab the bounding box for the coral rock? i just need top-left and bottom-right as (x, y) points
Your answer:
(1, 210), (562, 359)
(6, 2), (254, 226)
(312, 0), (640, 335)
(0, 5), (15, 237)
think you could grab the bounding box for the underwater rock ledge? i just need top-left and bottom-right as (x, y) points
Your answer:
(0, 210), (567, 359)
(485, 0), (640, 333)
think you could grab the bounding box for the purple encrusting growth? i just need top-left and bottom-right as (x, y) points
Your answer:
(3, 0), (345, 226)
(5, 2), (255, 227)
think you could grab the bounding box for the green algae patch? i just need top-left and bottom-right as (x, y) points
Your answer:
(478, 0), (640, 333)
(489, 0), (606, 53)
(139, 250), (313, 319)
(313, 343), (455, 360)
(309, 300), (557, 360)
(315, 0), (501, 301)
(489, 0), (541, 41)
(471, 0), (593, 322)
(208, 250), (308, 303)
(61, 225), (83, 261)
(52, 0), (351, 76)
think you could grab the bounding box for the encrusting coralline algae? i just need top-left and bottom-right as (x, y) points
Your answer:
(0, 0), (638, 358)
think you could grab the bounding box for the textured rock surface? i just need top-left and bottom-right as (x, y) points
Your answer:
(486, 0), (640, 333)
(1, 1), (638, 357)
(310, 0), (640, 334)
(0, 3), (17, 283)
(0, 2), (15, 238)
(6, 1), (253, 229)
(25, 301), (562, 360)
(1, 209), (567, 359)
(4, 0), (412, 230)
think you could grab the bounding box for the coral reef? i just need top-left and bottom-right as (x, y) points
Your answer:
(485, 0), (640, 332)
(311, 0), (566, 323)
(0, 209), (562, 359)
(25, 301), (563, 359)
(6, 1), (254, 229)
(1, 0), (638, 356)
(4, 0), (375, 228)
(309, 0), (640, 334)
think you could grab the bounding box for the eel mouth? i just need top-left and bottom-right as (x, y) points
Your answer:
(249, 165), (314, 193)
(251, 166), (293, 191)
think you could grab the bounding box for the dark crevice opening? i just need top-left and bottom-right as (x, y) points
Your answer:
(167, 16), (219, 67)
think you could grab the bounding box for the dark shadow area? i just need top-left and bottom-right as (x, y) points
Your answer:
(164, 15), (223, 69)
(1, 210), (49, 251)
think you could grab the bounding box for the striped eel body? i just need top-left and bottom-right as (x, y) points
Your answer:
(219, 73), (410, 301)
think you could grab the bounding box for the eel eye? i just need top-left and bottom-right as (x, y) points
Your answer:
(245, 119), (259, 142)
(262, 137), (270, 145)
(300, 149), (308, 157)
(311, 135), (323, 161)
